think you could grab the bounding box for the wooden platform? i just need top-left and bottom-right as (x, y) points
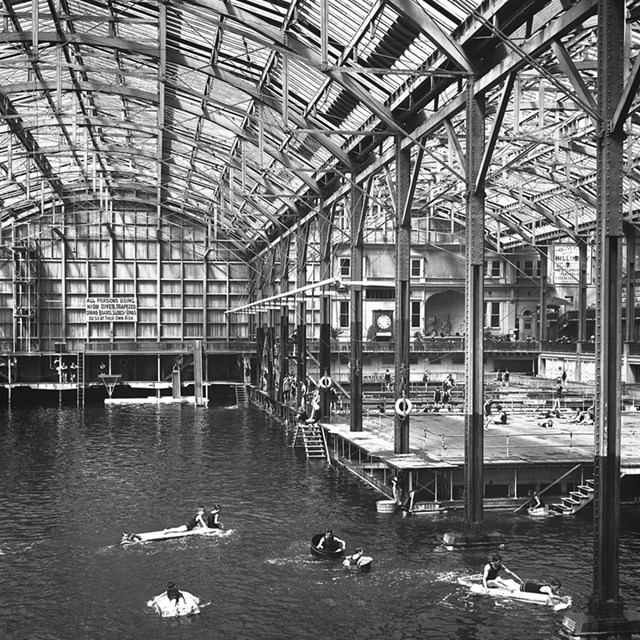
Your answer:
(323, 410), (640, 471)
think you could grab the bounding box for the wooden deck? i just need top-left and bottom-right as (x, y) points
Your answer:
(323, 409), (640, 471)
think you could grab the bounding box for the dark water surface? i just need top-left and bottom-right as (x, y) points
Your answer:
(1, 403), (640, 640)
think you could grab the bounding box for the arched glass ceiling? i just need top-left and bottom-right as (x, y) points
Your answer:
(0, 0), (640, 257)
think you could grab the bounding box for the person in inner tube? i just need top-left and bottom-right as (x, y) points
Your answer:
(163, 507), (207, 534)
(482, 554), (523, 591)
(317, 529), (346, 553)
(346, 547), (365, 567)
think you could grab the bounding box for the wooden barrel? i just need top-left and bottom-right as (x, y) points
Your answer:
(310, 533), (345, 558)
(376, 499), (397, 513)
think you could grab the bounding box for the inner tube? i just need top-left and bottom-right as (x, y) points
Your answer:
(394, 397), (413, 418)
(310, 533), (345, 558)
(147, 590), (201, 617)
(343, 556), (373, 573)
(318, 375), (332, 390)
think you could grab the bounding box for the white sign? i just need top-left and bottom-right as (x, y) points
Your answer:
(553, 244), (581, 284)
(86, 297), (137, 322)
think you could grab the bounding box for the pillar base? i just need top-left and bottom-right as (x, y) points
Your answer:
(561, 612), (640, 639)
(442, 530), (505, 549)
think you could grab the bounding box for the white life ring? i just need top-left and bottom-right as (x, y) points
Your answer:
(319, 375), (332, 390)
(394, 397), (413, 418)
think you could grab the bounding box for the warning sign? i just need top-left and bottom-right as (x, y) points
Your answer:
(553, 244), (583, 284)
(86, 297), (137, 322)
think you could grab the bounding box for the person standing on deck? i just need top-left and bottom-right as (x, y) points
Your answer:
(552, 380), (563, 412)
(383, 368), (392, 392)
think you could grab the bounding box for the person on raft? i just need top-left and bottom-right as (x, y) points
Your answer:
(520, 579), (562, 597)
(482, 554), (523, 591)
(529, 490), (544, 510)
(166, 582), (186, 609)
(207, 505), (223, 529)
(163, 506), (207, 534)
(121, 532), (142, 543)
(316, 529), (346, 553)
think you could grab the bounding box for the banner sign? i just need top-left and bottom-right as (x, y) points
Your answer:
(86, 297), (137, 322)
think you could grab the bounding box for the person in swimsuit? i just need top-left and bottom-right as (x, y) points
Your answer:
(207, 505), (223, 529)
(316, 529), (345, 553)
(482, 554), (523, 591)
(163, 507), (207, 534)
(520, 579), (561, 596)
(305, 395), (322, 424)
(166, 582), (186, 609)
(346, 547), (365, 566)
(529, 491), (544, 510)
(121, 532), (143, 543)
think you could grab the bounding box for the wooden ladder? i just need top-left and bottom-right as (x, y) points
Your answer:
(235, 384), (248, 406)
(76, 351), (86, 407)
(293, 423), (330, 460)
(550, 478), (595, 515)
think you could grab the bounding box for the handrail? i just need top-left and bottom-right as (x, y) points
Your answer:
(320, 425), (332, 465)
(513, 463), (583, 513)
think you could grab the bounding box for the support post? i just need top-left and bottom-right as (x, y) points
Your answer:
(192, 340), (204, 406)
(296, 219), (309, 410)
(623, 224), (635, 384)
(538, 246), (549, 342)
(443, 79), (501, 548)
(394, 138), (411, 454)
(575, 239), (589, 382)
(563, 1), (640, 636)
(318, 198), (332, 420)
(350, 179), (365, 432)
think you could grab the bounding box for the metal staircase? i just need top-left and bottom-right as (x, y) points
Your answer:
(293, 423), (330, 461)
(235, 384), (248, 406)
(550, 478), (595, 515)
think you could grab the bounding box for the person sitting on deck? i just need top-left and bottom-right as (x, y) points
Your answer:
(295, 405), (309, 423)
(493, 404), (508, 424)
(482, 554), (523, 591)
(570, 405), (594, 424)
(316, 529), (345, 553)
(163, 507), (207, 534)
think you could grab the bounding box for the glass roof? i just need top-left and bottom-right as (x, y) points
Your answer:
(0, 0), (639, 258)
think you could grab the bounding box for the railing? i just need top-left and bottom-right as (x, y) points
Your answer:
(80, 340), (255, 353)
(422, 428), (640, 463)
(309, 338), (540, 353)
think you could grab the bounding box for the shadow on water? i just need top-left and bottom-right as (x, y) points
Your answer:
(0, 403), (638, 639)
